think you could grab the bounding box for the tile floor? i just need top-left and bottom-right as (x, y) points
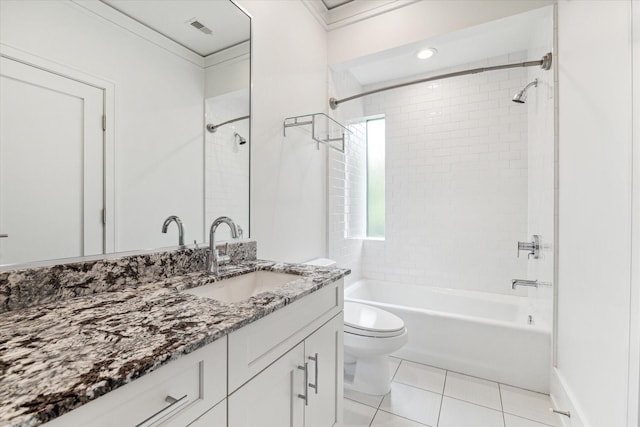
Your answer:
(339, 358), (563, 427)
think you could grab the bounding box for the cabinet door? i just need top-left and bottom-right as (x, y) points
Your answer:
(228, 342), (305, 427)
(305, 313), (343, 427)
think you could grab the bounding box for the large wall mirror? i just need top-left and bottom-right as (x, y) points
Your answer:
(0, 0), (251, 267)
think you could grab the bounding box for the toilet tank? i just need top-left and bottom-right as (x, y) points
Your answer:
(303, 258), (337, 267)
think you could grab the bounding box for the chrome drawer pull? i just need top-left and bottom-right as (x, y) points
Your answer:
(135, 394), (189, 427)
(297, 363), (309, 406)
(308, 353), (318, 394)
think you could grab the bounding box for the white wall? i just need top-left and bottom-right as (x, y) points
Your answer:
(554, 1), (635, 426)
(236, 0), (328, 263)
(0, 1), (205, 252)
(629, 3), (640, 425)
(204, 43), (250, 99)
(328, 0), (553, 65)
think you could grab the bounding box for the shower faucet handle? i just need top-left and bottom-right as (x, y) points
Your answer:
(517, 235), (541, 259)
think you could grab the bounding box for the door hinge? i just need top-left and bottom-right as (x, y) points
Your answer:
(102, 114), (106, 131)
(102, 209), (106, 225)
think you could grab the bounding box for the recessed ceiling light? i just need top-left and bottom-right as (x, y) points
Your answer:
(416, 48), (437, 60)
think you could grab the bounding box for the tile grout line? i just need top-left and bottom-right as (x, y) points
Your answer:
(368, 408), (378, 427)
(435, 370), (448, 427)
(368, 359), (403, 427)
(498, 383), (506, 427)
(375, 408), (431, 426)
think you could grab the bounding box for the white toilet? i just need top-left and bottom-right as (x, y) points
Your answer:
(304, 258), (408, 395)
(343, 301), (408, 395)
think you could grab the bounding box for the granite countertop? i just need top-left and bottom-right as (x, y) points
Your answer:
(0, 260), (349, 427)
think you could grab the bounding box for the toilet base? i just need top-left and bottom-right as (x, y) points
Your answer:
(344, 355), (393, 395)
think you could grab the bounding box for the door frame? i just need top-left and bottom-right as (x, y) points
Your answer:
(0, 43), (116, 253)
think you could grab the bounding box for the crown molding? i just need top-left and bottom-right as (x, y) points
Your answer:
(302, 0), (421, 31)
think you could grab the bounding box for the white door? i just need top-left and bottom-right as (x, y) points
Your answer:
(305, 314), (343, 427)
(0, 57), (104, 265)
(228, 342), (305, 427)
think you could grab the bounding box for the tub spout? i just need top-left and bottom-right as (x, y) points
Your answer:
(512, 279), (538, 290)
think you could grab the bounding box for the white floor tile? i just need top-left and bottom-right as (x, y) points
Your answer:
(345, 387), (385, 408)
(393, 361), (446, 394)
(504, 413), (554, 427)
(372, 410), (429, 427)
(379, 382), (442, 427)
(340, 398), (378, 427)
(444, 371), (502, 410)
(437, 397), (504, 427)
(500, 385), (561, 426)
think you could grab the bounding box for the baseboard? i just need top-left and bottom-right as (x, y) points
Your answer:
(549, 367), (587, 427)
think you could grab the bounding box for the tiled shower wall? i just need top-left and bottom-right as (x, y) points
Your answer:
(328, 70), (366, 283)
(353, 53), (531, 295)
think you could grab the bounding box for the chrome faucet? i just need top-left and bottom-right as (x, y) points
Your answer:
(517, 235), (541, 259)
(161, 215), (185, 249)
(208, 216), (239, 274)
(511, 279), (539, 289)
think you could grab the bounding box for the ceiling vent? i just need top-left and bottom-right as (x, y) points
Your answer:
(188, 18), (212, 35)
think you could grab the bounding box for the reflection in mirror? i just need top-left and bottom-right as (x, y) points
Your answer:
(0, 0), (250, 266)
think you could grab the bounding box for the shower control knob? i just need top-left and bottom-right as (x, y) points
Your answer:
(517, 235), (541, 259)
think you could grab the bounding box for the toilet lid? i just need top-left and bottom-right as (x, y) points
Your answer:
(344, 302), (405, 337)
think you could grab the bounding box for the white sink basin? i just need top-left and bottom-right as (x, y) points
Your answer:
(181, 271), (301, 303)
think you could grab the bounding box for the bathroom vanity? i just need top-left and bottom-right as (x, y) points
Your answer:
(0, 242), (347, 427)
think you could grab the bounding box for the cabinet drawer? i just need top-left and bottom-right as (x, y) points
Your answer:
(228, 278), (343, 392)
(44, 338), (227, 427)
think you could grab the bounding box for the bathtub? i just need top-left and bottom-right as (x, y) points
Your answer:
(344, 279), (551, 393)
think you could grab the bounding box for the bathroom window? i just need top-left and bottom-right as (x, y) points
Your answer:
(366, 117), (385, 238)
(344, 116), (385, 239)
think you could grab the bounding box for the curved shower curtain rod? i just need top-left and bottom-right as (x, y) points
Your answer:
(329, 52), (552, 110)
(206, 115), (250, 133)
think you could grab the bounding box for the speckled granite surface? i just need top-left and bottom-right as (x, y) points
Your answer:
(0, 241), (257, 314)
(0, 256), (349, 427)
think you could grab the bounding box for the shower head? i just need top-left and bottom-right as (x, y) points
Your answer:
(512, 79), (538, 104)
(234, 133), (247, 145)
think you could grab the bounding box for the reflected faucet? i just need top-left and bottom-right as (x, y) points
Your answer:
(161, 215), (185, 249)
(209, 216), (239, 274)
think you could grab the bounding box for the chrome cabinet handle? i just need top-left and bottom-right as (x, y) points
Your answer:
(308, 353), (318, 394)
(297, 363), (309, 406)
(135, 394), (189, 427)
(0, 234), (7, 238)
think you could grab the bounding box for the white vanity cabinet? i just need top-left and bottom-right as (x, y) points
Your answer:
(44, 337), (227, 427)
(228, 279), (344, 427)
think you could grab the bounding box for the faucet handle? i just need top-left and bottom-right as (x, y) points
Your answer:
(517, 235), (541, 259)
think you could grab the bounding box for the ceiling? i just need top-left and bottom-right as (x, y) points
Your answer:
(100, 0), (250, 57)
(333, 6), (552, 86)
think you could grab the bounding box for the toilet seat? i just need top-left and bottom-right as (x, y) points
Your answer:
(344, 302), (405, 338)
